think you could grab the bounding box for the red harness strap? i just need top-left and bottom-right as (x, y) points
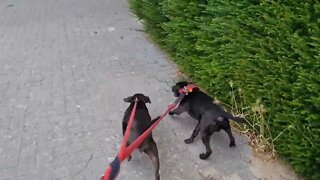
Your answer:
(101, 93), (186, 180)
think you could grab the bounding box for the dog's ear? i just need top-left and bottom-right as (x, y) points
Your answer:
(177, 81), (189, 88)
(123, 96), (134, 103)
(142, 96), (151, 104)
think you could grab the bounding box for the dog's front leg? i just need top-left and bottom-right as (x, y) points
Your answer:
(122, 122), (128, 135)
(184, 121), (200, 144)
(150, 116), (161, 125)
(169, 105), (187, 115)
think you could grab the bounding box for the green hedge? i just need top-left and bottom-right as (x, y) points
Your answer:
(130, 0), (320, 179)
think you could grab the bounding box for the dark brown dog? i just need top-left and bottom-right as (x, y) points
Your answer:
(169, 82), (245, 160)
(123, 93), (160, 180)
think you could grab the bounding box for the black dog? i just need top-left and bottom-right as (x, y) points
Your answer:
(123, 93), (160, 180)
(169, 82), (245, 160)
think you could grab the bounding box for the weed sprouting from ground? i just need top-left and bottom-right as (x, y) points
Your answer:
(219, 81), (291, 159)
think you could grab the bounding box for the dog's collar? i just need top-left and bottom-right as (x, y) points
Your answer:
(178, 84), (198, 95)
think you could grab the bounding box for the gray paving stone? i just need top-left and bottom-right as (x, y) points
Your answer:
(238, 169), (260, 180)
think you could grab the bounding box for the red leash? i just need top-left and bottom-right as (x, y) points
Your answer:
(101, 85), (196, 180)
(101, 98), (139, 180)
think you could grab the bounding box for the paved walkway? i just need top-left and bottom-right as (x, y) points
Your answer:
(0, 0), (299, 179)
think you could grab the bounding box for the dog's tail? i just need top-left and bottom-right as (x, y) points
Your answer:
(221, 111), (245, 123)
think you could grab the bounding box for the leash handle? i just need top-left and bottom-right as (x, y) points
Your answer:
(102, 156), (121, 180)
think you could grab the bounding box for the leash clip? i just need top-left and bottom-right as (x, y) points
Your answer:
(183, 86), (189, 95)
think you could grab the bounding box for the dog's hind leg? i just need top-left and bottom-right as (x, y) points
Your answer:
(223, 126), (236, 147)
(144, 140), (160, 180)
(126, 142), (132, 161)
(199, 133), (212, 160)
(127, 155), (132, 161)
(184, 121), (200, 144)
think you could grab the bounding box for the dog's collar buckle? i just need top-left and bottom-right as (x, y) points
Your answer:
(183, 86), (189, 95)
(179, 84), (197, 95)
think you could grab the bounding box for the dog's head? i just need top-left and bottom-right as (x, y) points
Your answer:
(171, 81), (190, 97)
(123, 93), (151, 104)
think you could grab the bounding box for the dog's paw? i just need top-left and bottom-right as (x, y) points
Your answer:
(199, 153), (210, 160)
(184, 138), (193, 144)
(229, 141), (236, 147)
